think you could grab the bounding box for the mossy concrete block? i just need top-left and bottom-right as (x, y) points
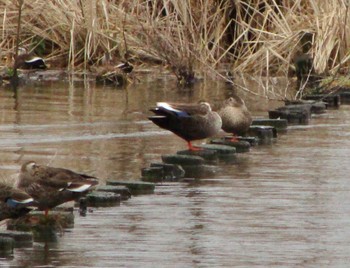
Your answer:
(304, 94), (340, 108)
(162, 154), (205, 166)
(0, 231), (33, 247)
(106, 180), (155, 195)
(32, 211), (74, 228)
(248, 126), (277, 144)
(181, 164), (217, 178)
(284, 100), (326, 113)
(86, 191), (121, 207)
(32, 225), (58, 243)
(95, 185), (131, 200)
(7, 212), (75, 239)
(196, 144), (236, 154)
(286, 102), (326, 114)
(141, 167), (164, 183)
(237, 136), (259, 146)
(0, 236), (14, 256)
(269, 105), (311, 124)
(176, 149), (218, 162)
(252, 118), (288, 132)
(150, 163), (185, 181)
(210, 138), (251, 153)
(339, 92), (350, 104)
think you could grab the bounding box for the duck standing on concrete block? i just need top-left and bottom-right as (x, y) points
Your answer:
(218, 96), (252, 141)
(17, 161), (98, 216)
(149, 102), (222, 151)
(0, 183), (37, 221)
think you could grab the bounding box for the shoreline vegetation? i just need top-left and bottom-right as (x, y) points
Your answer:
(1, 0), (350, 97)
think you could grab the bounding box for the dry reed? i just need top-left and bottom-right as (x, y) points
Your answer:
(0, 0), (349, 80)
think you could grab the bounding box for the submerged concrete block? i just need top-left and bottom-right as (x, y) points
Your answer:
(95, 185), (131, 200)
(85, 191), (121, 207)
(106, 180), (155, 195)
(181, 164), (217, 178)
(0, 236), (14, 256)
(0, 230), (33, 247)
(269, 105), (310, 124)
(7, 211), (75, 243)
(304, 94), (340, 108)
(141, 167), (164, 183)
(141, 163), (185, 183)
(339, 92), (350, 104)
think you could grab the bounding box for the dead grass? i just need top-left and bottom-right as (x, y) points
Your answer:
(0, 0), (350, 81)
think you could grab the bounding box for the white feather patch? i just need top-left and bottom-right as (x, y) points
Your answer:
(14, 197), (34, 204)
(25, 57), (45, 63)
(157, 102), (182, 113)
(68, 184), (92, 192)
(116, 63), (125, 68)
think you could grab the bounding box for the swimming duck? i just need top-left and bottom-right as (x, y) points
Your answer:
(0, 183), (36, 221)
(149, 102), (222, 150)
(17, 161), (99, 216)
(218, 96), (252, 141)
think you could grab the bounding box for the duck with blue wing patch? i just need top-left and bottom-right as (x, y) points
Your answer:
(0, 183), (37, 221)
(149, 102), (222, 150)
(17, 161), (99, 216)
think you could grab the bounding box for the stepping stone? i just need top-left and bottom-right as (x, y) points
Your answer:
(210, 138), (251, 153)
(177, 149), (218, 162)
(252, 118), (288, 132)
(141, 163), (185, 183)
(162, 154), (205, 166)
(304, 94), (340, 108)
(339, 91), (350, 104)
(0, 236), (14, 256)
(197, 144), (236, 155)
(141, 166), (164, 183)
(95, 185), (131, 200)
(269, 105), (310, 124)
(181, 164), (217, 178)
(247, 126), (277, 144)
(7, 211), (75, 242)
(0, 231), (33, 247)
(85, 191), (121, 207)
(106, 180), (155, 195)
(284, 100), (326, 113)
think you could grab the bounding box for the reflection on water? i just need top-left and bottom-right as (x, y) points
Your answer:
(1, 77), (350, 267)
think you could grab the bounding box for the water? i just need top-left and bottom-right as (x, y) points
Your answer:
(1, 77), (350, 267)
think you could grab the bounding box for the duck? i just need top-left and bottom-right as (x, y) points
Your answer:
(116, 61), (133, 74)
(149, 101), (222, 150)
(92, 53), (132, 86)
(0, 183), (36, 221)
(12, 47), (47, 70)
(17, 161), (99, 216)
(217, 96), (252, 141)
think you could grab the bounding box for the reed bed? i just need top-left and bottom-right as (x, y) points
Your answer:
(0, 0), (350, 78)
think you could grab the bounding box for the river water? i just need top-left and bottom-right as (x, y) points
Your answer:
(1, 75), (350, 267)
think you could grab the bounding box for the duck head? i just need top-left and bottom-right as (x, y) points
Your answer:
(21, 161), (38, 176)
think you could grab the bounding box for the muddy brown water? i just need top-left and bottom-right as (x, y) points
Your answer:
(1, 77), (350, 267)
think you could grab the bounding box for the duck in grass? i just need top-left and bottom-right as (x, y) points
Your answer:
(149, 101), (222, 151)
(17, 161), (99, 216)
(0, 183), (37, 221)
(217, 96), (252, 141)
(11, 47), (47, 70)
